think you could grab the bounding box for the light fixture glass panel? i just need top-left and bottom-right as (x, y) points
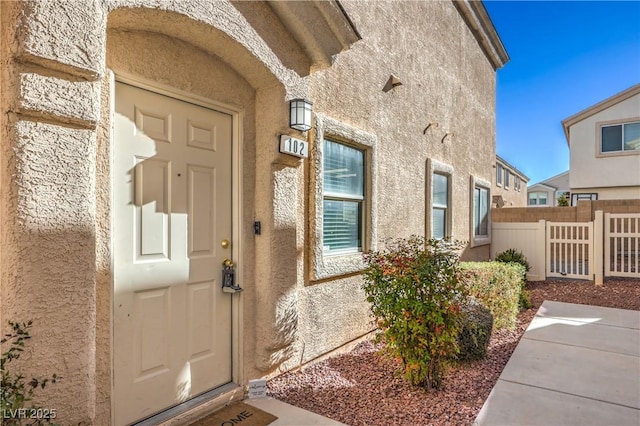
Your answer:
(290, 99), (313, 131)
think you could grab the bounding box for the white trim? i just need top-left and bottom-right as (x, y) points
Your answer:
(108, 70), (117, 423)
(116, 72), (244, 117)
(111, 73), (245, 419)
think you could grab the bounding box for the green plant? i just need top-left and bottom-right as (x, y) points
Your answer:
(459, 262), (524, 329)
(456, 297), (493, 362)
(494, 249), (533, 309)
(1, 321), (59, 425)
(494, 248), (530, 272)
(362, 236), (467, 390)
(557, 192), (569, 207)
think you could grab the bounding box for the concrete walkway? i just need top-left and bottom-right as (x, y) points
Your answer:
(475, 301), (640, 426)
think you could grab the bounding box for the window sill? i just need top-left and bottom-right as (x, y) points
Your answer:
(471, 236), (491, 248)
(312, 251), (365, 281)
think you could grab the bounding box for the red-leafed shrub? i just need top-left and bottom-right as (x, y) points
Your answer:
(362, 236), (467, 390)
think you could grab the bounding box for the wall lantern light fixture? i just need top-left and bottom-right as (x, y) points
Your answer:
(289, 98), (313, 132)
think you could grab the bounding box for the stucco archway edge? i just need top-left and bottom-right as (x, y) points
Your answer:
(106, 2), (307, 97)
(14, 0), (307, 97)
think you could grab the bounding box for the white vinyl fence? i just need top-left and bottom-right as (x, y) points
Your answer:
(546, 222), (593, 280)
(605, 213), (640, 278)
(492, 221), (546, 281)
(492, 211), (640, 283)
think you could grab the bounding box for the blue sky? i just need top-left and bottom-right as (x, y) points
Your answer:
(483, 0), (640, 184)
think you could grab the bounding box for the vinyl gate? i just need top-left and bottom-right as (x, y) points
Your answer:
(546, 221), (593, 280)
(605, 213), (640, 278)
(492, 212), (640, 283)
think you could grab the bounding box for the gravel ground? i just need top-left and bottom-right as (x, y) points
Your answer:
(268, 278), (640, 426)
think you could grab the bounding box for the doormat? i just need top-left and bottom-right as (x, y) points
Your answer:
(189, 401), (277, 426)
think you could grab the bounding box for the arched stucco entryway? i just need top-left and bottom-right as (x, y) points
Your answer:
(1, 1), (359, 423)
(101, 6), (299, 424)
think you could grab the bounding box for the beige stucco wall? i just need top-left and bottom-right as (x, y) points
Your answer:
(569, 92), (640, 190)
(1, 1), (500, 424)
(310, 0), (496, 263)
(493, 159), (529, 208)
(494, 178), (527, 207)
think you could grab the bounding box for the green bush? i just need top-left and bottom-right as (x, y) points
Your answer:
(494, 248), (530, 272)
(494, 249), (533, 310)
(459, 262), (524, 329)
(362, 236), (467, 390)
(1, 321), (59, 425)
(456, 297), (493, 362)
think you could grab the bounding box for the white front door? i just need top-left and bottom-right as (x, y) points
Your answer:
(113, 82), (233, 425)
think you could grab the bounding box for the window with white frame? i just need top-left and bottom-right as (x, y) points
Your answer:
(601, 121), (640, 153)
(504, 170), (510, 189)
(311, 114), (376, 281)
(323, 139), (364, 253)
(432, 173), (449, 240)
(474, 185), (489, 238)
(528, 192), (548, 205)
(496, 164), (503, 186)
(515, 176), (521, 192)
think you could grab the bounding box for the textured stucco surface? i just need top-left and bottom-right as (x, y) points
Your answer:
(4, 120), (97, 423)
(19, 0), (106, 78)
(19, 73), (100, 126)
(1, 1), (502, 424)
(310, 0), (496, 252)
(493, 159), (528, 208)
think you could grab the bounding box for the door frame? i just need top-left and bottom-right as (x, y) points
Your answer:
(110, 71), (245, 422)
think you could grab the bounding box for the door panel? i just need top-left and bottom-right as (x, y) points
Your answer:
(114, 82), (233, 425)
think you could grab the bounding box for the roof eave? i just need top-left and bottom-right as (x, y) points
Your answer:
(452, 0), (510, 70)
(562, 83), (640, 147)
(267, 0), (361, 71)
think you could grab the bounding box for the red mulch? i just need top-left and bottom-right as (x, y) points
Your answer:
(268, 279), (640, 425)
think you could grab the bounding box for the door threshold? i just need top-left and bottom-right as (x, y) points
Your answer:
(134, 383), (244, 426)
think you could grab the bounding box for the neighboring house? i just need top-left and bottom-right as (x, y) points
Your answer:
(527, 170), (571, 207)
(561, 84), (640, 202)
(0, 1), (507, 424)
(493, 155), (529, 207)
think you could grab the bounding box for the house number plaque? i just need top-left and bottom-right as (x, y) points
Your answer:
(279, 135), (308, 158)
